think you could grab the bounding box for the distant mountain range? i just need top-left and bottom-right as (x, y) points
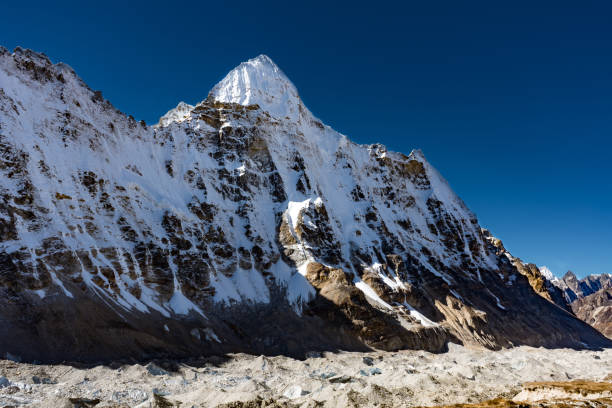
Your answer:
(544, 270), (612, 338)
(0, 46), (609, 362)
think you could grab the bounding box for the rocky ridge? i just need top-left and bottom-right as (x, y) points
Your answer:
(555, 271), (612, 303)
(483, 232), (612, 340)
(550, 272), (612, 339)
(480, 230), (571, 312)
(0, 47), (609, 362)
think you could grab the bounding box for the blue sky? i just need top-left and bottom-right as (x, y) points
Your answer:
(2, 1), (610, 278)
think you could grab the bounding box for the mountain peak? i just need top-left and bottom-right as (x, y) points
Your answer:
(209, 54), (302, 120)
(538, 266), (555, 281)
(158, 101), (194, 127)
(248, 54), (279, 69)
(563, 270), (578, 281)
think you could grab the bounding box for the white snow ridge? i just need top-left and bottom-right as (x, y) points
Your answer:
(210, 54), (304, 121)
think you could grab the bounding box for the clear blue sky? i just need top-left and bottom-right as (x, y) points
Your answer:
(2, 1), (610, 278)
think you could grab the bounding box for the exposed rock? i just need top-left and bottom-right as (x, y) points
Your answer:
(481, 229), (572, 312)
(0, 49), (609, 363)
(571, 289), (612, 338)
(556, 271), (612, 303)
(0, 376), (9, 387)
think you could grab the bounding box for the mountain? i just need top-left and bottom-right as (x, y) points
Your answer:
(481, 235), (612, 340)
(0, 47), (609, 363)
(481, 232), (571, 312)
(571, 289), (612, 338)
(546, 271), (612, 338)
(555, 271), (612, 303)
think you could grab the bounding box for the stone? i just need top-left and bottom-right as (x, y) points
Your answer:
(362, 356), (374, 366)
(0, 376), (10, 387)
(369, 368), (382, 375)
(328, 375), (353, 384)
(146, 363), (168, 376)
(283, 385), (308, 399)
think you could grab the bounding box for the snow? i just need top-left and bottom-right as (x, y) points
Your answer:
(0, 49), (509, 325)
(354, 276), (439, 327)
(169, 290), (205, 317)
(539, 266), (555, 281)
(269, 261), (316, 310)
(287, 199), (312, 230)
(33, 289), (46, 299)
(203, 327), (221, 343)
(355, 280), (393, 310)
(402, 302), (439, 327)
(210, 55), (304, 121)
(486, 289), (506, 310)
(157, 102), (194, 127)
(507, 273), (517, 285)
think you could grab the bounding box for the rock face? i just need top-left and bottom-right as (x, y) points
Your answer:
(555, 272), (612, 303)
(571, 289), (612, 338)
(545, 272), (612, 339)
(482, 233), (612, 341)
(0, 47), (609, 362)
(481, 231), (572, 312)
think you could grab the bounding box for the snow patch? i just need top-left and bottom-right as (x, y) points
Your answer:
(355, 280), (393, 310)
(402, 302), (439, 327)
(539, 266), (555, 281)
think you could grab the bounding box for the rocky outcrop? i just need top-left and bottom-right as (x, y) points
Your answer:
(555, 271), (612, 303)
(481, 230), (571, 312)
(481, 231), (612, 341)
(571, 289), (612, 338)
(0, 47), (609, 362)
(540, 271), (612, 339)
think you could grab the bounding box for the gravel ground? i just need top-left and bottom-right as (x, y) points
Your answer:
(0, 344), (611, 407)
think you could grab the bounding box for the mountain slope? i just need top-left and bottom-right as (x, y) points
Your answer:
(0, 47), (609, 362)
(547, 271), (612, 339)
(481, 231), (571, 312)
(571, 289), (612, 338)
(555, 271), (612, 303)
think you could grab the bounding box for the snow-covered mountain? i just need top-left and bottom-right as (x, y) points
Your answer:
(0, 47), (609, 362)
(538, 266), (555, 281)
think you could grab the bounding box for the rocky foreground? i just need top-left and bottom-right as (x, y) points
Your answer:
(0, 345), (610, 407)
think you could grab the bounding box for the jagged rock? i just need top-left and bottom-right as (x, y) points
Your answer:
(0, 49), (609, 363)
(556, 271), (612, 303)
(483, 231), (612, 340)
(571, 289), (612, 338)
(481, 229), (572, 312)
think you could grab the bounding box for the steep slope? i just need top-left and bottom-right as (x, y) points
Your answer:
(482, 230), (612, 340)
(546, 271), (612, 339)
(0, 47), (609, 362)
(571, 289), (612, 338)
(555, 271), (612, 303)
(481, 231), (571, 312)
